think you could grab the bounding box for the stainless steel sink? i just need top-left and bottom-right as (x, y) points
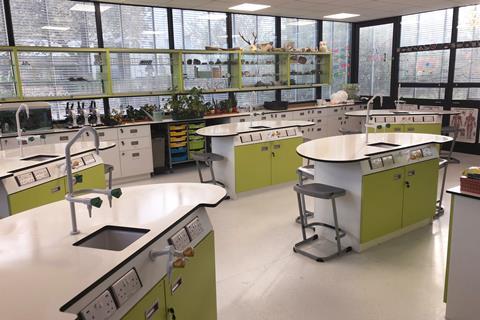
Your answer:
(367, 142), (400, 149)
(21, 154), (59, 162)
(73, 226), (149, 251)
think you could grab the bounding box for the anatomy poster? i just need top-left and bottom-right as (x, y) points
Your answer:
(450, 107), (478, 143)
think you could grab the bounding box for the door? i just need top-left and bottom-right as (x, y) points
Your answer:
(271, 137), (303, 185)
(8, 177), (65, 214)
(361, 167), (404, 243)
(122, 279), (167, 320)
(121, 149), (154, 178)
(165, 232), (216, 320)
(235, 142), (271, 193)
(402, 159), (439, 227)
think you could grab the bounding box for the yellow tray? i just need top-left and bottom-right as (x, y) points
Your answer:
(170, 141), (188, 148)
(170, 136), (187, 142)
(170, 124), (187, 131)
(169, 130), (187, 137)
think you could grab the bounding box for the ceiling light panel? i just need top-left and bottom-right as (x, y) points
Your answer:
(323, 13), (360, 19)
(229, 3), (271, 12)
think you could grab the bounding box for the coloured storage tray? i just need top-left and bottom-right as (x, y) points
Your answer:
(189, 135), (204, 141)
(169, 130), (187, 137)
(170, 141), (188, 148)
(189, 140), (205, 150)
(172, 154), (189, 162)
(171, 146), (187, 154)
(188, 123), (206, 129)
(170, 136), (187, 143)
(170, 124), (187, 131)
(189, 129), (202, 135)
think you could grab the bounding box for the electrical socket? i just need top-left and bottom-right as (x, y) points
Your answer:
(185, 217), (204, 241)
(111, 269), (142, 306)
(80, 290), (116, 320)
(169, 228), (190, 251)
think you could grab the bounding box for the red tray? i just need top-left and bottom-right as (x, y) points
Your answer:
(460, 176), (480, 194)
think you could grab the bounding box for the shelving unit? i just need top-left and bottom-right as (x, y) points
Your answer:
(0, 46), (332, 103)
(167, 121), (207, 168)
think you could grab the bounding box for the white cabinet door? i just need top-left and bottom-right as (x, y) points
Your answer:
(96, 128), (118, 141)
(1, 137), (18, 150)
(120, 149), (154, 178)
(100, 144), (122, 179)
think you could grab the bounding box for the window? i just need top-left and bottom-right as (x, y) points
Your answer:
(455, 48), (480, 82)
(453, 88), (480, 100)
(399, 87), (445, 100)
(281, 18), (317, 102)
(101, 4), (168, 49)
(10, 0), (97, 47)
(173, 10), (227, 49)
(235, 90), (276, 107)
(0, 0), (7, 45)
(358, 23), (393, 96)
(0, 51), (15, 98)
(400, 9), (453, 47)
(399, 50), (450, 83)
(232, 14), (275, 49)
(322, 21), (352, 98)
(458, 5), (480, 42)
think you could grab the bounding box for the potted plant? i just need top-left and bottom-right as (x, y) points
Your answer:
(166, 87), (208, 120)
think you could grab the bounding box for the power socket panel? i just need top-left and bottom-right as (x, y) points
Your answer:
(185, 217), (204, 241)
(169, 228), (190, 250)
(80, 290), (117, 320)
(111, 269), (142, 306)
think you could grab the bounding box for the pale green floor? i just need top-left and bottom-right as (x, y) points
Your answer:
(123, 152), (478, 320)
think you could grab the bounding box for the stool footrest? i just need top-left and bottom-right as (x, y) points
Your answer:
(295, 211), (314, 224)
(294, 239), (352, 263)
(303, 222), (347, 239)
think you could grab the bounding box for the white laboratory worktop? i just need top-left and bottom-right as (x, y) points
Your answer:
(297, 133), (452, 162)
(0, 183), (226, 320)
(0, 141), (115, 179)
(196, 120), (314, 137)
(345, 109), (460, 117)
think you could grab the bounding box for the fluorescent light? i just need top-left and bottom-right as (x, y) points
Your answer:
(323, 13), (360, 19)
(41, 26), (71, 31)
(70, 3), (111, 13)
(229, 3), (271, 12)
(142, 31), (166, 35)
(287, 20), (316, 26)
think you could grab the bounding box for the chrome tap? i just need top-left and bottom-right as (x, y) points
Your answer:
(15, 103), (29, 156)
(64, 126), (122, 235)
(365, 95), (383, 145)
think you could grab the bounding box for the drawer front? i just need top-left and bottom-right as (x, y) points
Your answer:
(95, 128), (118, 141)
(118, 125), (151, 139)
(119, 137), (152, 151)
(120, 149), (154, 177)
(292, 110), (308, 120)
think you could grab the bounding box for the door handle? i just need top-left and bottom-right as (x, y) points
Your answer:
(131, 140), (139, 146)
(407, 127), (415, 132)
(272, 152), (275, 157)
(407, 170), (415, 176)
(405, 181), (411, 188)
(130, 129), (138, 134)
(273, 144), (280, 149)
(261, 146), (268, 152)
(145, 301), (159, 320)
(393, 174), (402, 180)
(51, 186), (61, 193)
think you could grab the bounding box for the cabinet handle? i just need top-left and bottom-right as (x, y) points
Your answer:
(261, 146), (268, 152)
(121, 141), (125, 146)
(145, 301), (159, 320)
(60, 136), (69, 141)
(272, 152), (275, 157)
(167, 307), (177, 320)
(51, 186), (61, 193)
(120, 128), (124, 134)
(394, 128), (401, 132)
(132, 152), (140, 158)
(261, 116), (267, 120)
(407, 127), (415, 132)
(405, 181), (411, 188)
(393, 174), (402, 180)
(240, 119), (245, 122)
(300, 112), (304, 116)
(121, 152), (125, 156)
(408, 170), (416, 176)
(281, 114), (286, 118)
(273, 144), (280, 149)
(130, 129), (138, 134)
(131, 140), (139, 146)
(85, 132), (90, 137)
(98, 132), (105, 137)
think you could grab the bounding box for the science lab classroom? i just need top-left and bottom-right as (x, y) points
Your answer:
(3, 0), (480, 319)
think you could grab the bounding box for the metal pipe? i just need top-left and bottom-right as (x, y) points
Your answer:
(365, 94), (384, 144)
(15, 103), (29, 156)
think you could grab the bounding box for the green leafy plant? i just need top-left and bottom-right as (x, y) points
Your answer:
(166, 87), (208, 120)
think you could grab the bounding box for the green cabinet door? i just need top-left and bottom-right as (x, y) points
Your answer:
(8, 177), (66, 214)
(73, 164), (106, 192)
(165, 232), (216, 320)
(122, 279), (167, 320)
(235, 142), (272, 193)
(410, 123), (441, 135)
(402, 159), (438, 227)
(271, 137), (303, 185)
(368, 124), (403, 133)
(361, 167), (405, 243)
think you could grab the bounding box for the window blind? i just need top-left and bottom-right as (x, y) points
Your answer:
(0, 0), (7, 45)
(455, 48), (480, 82)
(10, 0), (97, 47)
(0, 51), (15, 99)
(173, 9), (227, 49)
(453, 88), (480, 100)
(400, 9), (452, 47)
(101, 4), (169, 49)
(322, 21), (351, 98)
(399, 50), (450, 83)
(458, 5), (480, 42)
(358, 23), (393, 96)
(399, 87), (445, 100)
(235, 90), (275, 107)
(232, 14), (275, 49)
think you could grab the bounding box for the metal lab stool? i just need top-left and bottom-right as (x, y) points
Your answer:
(190, 151), (225, 187)
(435, 126), (457, 218)
(104, 164), (114, 189)
(295, 165), (314, 224)
(440, 125), (462, 164)
(293, 183), (352, 262)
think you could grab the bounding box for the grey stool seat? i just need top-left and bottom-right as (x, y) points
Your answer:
(339, 128), (362, 135)
(191, 151), (225, 187)
(293, 183), (352, 262)
(104, 164), (114, 189)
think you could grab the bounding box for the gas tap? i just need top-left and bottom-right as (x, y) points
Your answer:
(149, 246), (195, 281)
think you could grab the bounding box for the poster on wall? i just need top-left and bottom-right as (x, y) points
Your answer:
(450, 107), (479, 143)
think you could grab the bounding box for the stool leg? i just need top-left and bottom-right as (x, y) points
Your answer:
(331, 198), (342, 254)
(108, 169), (113, 189)
(195, 160), (204, 183)
(435, 165), (448, 218)
(295, 172), (314, 225)
(208, 160), (218, 185)
(297, 192), (308, 240)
